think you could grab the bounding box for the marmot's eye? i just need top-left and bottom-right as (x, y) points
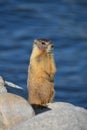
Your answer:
(51, 45), (54, 48)
(42, 42), (45, 45)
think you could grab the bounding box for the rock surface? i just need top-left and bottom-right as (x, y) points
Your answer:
(0, 93), (35, 129)
(12, 102), (87, 130)
(0, 76), (7, 94)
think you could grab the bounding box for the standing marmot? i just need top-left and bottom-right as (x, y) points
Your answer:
(27, 39), (56, 106)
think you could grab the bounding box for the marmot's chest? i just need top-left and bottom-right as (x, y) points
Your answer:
(30, 54), (53, 79)
(38, 55), (52, 73)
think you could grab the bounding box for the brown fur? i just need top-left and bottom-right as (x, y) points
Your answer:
(27, 39), (56, 106)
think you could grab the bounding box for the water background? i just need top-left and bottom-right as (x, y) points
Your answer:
(0, 0), (87, 108)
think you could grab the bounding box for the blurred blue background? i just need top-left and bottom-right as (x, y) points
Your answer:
(0, 0), (87, 108)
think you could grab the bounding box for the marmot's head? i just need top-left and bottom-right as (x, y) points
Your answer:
(34, 38), (54, 53)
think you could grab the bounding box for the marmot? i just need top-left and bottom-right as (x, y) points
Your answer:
(27, 39), (56, 106)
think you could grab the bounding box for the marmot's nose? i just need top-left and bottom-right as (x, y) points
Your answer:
(51, 44), (54, 48)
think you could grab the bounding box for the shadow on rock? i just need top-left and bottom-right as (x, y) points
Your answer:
(32, 104), (51, 115)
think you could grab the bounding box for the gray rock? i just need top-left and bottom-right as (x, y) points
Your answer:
(12, 102), (87, 130)
(0, 76), (7, 94)
(0, 93), (35, 129)
(74, 106), (87, 130)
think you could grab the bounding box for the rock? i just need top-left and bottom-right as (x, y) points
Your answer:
(74, 106), (87, 130)
(12, 102), (87, 130)
(48, 102), (87, 130)
(0, 76), (7, 94)
(0, 93), (35, 129)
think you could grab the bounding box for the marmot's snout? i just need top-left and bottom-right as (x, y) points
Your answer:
(47, 44), (54, 53)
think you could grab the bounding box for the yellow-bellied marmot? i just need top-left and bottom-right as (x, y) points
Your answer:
(27, 39), (56, 106)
